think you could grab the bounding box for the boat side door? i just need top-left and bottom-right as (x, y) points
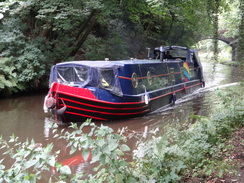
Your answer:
(186, 52), (198, 80)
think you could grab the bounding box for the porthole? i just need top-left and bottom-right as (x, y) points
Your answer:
(147, 71), (152, 85)
(131, 73), (138, 88)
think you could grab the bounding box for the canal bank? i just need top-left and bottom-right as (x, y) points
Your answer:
(223, 127), (244, 183)
(182, 83), (244, 183)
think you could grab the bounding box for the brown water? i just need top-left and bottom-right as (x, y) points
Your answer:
(0, 62), (243, 180)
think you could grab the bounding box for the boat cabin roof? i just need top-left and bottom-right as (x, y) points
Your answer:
(56, 60), (161, 68)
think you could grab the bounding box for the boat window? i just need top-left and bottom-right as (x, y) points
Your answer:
(99, 68), (123, 96)
(74, 67), (88, 82)
(165, 49), (187, 60)
(57, 67), (73, 82)
(99, 69), (115, 89)
(151, 50), (161, 60)
(57, 66), (88, 84)
(188, 52), (194, 63)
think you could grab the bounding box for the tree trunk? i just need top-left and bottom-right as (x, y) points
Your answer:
(213, 0), (219, 63)
(230, 39), (238, 61)
(237, 0), (244, 64)
(67, 10), (100, 59)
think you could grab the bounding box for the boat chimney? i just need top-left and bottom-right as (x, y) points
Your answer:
(146, 47), (151, 59)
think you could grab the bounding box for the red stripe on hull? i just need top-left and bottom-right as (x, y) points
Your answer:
(64, 104), (150, 116)
(150, 82), (203, 101)
(185, 82), (202, 89)
(65, 111), (107, 121)
(119, 72), (179, 80)
(60, 97), (148, 110)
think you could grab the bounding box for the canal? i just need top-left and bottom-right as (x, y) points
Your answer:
(0, 61), (243, 180)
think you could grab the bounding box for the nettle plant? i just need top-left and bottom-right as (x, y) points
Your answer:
(0, 134), (60, 183)
(55, 121), (136, 183)
(0, 121), (137, 183)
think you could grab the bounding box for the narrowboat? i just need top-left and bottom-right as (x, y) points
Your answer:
(43, 46), (204, 123)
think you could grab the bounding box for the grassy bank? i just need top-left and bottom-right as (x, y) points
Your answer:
(0, 84), (243, 182)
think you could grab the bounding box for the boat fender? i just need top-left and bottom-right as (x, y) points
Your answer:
(145, 93), (150, 105)
(43, 95), (49, 113)
(142, 85), (150, 104)
(182, 84), (187, 94)
(56, 106), (67, 116)
(45, 97), (56, 109)
(171, 92), (176, 105)
(202, 80), (205, 87)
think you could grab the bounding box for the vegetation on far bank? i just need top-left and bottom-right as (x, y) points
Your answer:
(0, 83), (243, 182)
(0, 0), (243, 96)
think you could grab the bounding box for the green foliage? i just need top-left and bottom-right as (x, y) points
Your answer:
(0, 135), (60, 182)
(237, 0), (244, 65)
(0, 57), (17, 89)
(0, 0), (242, 95)
(0, 57), (19, 95)
(0, 120), (136, 182)
(219, 0), (241, 38)
(56, 121), (135, 182)
(0, 0), (104, 94)
(131, 84), (244, 182)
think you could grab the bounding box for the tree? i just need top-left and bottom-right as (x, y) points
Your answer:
(237, 0), (244, 65)
(0, 0), (104, 94)
(0, 0), (237, 96)
(212, 0), (220, 63)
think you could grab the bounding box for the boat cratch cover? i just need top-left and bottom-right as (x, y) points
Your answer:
(49, 61), (123, 97)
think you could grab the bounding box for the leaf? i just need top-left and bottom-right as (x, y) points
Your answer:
(59, 165), (71, 175)
(119, 160), (128, 167)
(29, 174), (36, 183)
(70, 146), (77, 155)
(0, 164), (5, 170)
(116, 149), (124, 156)
(121, 144), (130, 152)
(108, 140), (118, 151)
(0, 170), (4, 177)
(127, 177), (137, 183)
(82, 149), (90, 161)
(48, 156), (56, 167)
(25, 159), (38, 169)
(24, 174), (36, 183)
(115, 173), (124, 183)
(99, 154), (106, 164)
(93, 164), (102, 172)
(97, 139), (106, 147)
